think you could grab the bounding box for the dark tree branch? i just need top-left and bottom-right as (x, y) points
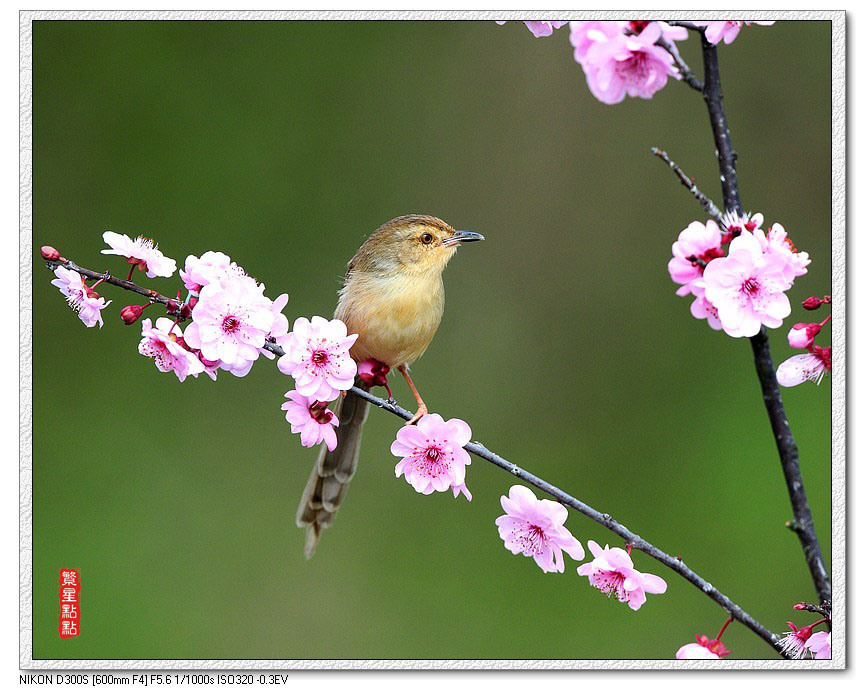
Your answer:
(42, 256), (789, 657)
(651, 148), (722, 223)
(696, 38), (831, 604)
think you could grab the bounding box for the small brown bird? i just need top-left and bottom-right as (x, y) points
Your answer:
(296, 214), (484, 557)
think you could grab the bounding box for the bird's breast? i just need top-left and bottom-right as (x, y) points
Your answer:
(336, 271), (445, 368)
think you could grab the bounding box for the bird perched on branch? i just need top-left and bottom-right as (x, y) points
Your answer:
(296, 214), (484, 557)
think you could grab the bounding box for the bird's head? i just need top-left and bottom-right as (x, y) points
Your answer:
(356, 214), (484, 276)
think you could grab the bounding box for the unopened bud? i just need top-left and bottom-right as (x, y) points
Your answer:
(793, 603), (807, 611)
(802, 297), (823, 310)
(41, 246), (61, 261)
(180, 303), (193, 319)
(166, 299), (179, 314)
(120, 305), (144, 324)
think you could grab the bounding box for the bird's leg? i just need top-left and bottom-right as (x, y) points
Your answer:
(397, 365), (428, 425)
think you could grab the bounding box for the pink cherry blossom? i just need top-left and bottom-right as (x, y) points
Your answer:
(694, 21), (775, 46)
(568, 21), (624, 61)
(676, 643), (722, 660)
(101, 231), (176, 278)
(138, 318), (204, 382)
(579, 22), (679, 105)
(753, 224), (811, 283)
(183, 275), (275, 369)
(392, 413), (473, 500)
(179, 251), (246, 294)
(669, 220), (724, 297)
(701, 230), (793, 337)
(805, 631), (831, 660)
(277, 316), (358, 402)
(777, 348), (831, 387)
(576, 540), (667, 610)
(779, 621), (827, 659)
(496, 20), (568, 38)
(50, 266), (111, 328)
(282, 391), (339, 451)
(676, 621), (732, 660)
(495, 485), (584, 572)
(690, 294), (723, 331)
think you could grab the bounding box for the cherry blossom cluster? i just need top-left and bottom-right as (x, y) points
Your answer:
(494, 485), (667, 609)
(668, 212), (810, 338)
(496, 20), (773, 105)
(777, 297), (832, 387)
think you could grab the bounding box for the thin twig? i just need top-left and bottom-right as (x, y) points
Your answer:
(42, 256), (789, 657)
(656, 35), (704, 92)
(651, 148), (723, 223)
(697, 37), (831, 604)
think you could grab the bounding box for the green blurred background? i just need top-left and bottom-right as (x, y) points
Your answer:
(31, 20), (832, 660)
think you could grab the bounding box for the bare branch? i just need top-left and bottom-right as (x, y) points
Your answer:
(651, 147), (723, 223)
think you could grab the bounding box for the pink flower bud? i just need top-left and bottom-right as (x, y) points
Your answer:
(120, 304), (144, 324)
(41, 245), (61, 261)
(802, 295), (830, 310)
(166, 299), (180, 314)
(787, 323), (821, 350)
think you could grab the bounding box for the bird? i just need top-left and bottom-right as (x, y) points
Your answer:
(296, 214), (484, 558)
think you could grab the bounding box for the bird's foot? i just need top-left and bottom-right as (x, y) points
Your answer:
(405, 403), (428, 426)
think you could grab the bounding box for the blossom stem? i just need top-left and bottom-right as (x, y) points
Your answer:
(127, 265), (136, 282)
(819, 314), (832, 328)
(41, 255), (793, 657)
(650, 148), (723, 223)
(697, 38), (831, 604)
(716, 617), (733, 641)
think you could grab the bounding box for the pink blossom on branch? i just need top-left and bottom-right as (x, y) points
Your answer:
(578, 22), (680, 105)
(391, 414), (473, 500)
(776, 348), (831, 387)
(277, 316), (358, 402)
(282, 391), (339, 451)
(138, 317), (204, 382)
(700, 230), (793, 338)
(693, 21), (775, 46)
(668, 220), (724, 297)
(183, 276), (276, 369)
(779, 620), (828, 659)
(101, 231), (176, 279)
(675, 619), (733, 660)
(805, 631), (831, 660)
(180, 251), (247, 295)
(753, 223), (811, 283)
(495, 485), (584, 573)
(576, 540), (667, 610)
(50, 266), (111, 328)
(496, 20), (568, 38)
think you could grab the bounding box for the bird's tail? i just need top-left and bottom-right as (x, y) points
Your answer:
(296, 389), (370, 559)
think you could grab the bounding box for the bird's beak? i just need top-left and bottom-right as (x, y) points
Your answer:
(443, 230), (485, 247)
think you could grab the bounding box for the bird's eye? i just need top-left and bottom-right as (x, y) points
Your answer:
(420, 232), (434, 245)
